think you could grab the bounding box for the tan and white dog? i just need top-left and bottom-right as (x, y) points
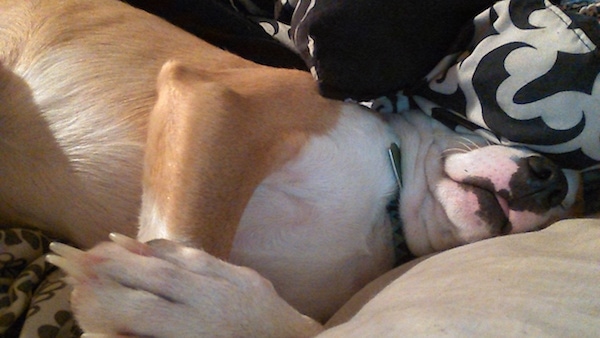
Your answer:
(0, 0), (583, 336)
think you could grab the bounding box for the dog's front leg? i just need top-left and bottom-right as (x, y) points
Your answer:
(138, 61), (305, 259)
(47, 235), (324, 337)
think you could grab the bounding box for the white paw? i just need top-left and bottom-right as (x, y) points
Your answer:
(47, 234), (322, 338)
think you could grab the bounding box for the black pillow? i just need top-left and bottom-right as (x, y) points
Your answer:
(290, 0), (497, 100)
(124, 0), (306, 70)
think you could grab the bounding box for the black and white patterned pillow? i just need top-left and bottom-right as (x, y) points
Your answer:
(401, 0), (600, 174)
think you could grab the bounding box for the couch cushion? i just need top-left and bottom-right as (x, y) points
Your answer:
(322, 218), (600, 336)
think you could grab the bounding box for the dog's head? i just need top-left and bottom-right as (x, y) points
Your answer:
(392, 110), (583, 256)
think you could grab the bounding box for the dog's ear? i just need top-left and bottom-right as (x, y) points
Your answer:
(139, 61), (339, 258)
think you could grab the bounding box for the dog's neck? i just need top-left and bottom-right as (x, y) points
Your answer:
(387, 110), (438, 261)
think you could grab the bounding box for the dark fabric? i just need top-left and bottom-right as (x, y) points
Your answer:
(289, 0), (497, 100)
(228, 0), (277, 15)
(123, 0), (306, 70)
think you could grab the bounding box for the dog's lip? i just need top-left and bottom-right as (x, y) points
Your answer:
(458, 182), (512, 235)
(452, 174), (511, 218)
(495, 194), (510, 219)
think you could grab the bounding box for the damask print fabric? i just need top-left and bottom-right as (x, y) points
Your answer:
(404, 0), (600, 173)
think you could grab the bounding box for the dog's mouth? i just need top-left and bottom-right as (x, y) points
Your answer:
(459, 179), (512, 235)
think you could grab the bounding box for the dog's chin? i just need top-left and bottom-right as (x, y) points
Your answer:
(401, 181), (508, 256)
(403, 179), (573, 257)
(436, 179), (510, 237)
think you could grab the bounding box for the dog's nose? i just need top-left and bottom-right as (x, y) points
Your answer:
(510, 156), (568, 211)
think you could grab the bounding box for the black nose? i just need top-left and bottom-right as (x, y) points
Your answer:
(509, 156), (568, 211)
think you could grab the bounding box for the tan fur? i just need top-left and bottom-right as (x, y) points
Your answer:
(0, 0), (340, 257)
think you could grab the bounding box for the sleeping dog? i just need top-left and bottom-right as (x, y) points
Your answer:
(0, 0), (582, 335)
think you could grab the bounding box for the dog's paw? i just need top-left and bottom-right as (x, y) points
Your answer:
(47, 234), (322, 338)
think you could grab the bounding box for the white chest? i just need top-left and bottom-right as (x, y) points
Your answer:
(230, 106), (400, 321)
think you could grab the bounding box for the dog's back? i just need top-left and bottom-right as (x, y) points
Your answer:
(0, 0), (257, 246)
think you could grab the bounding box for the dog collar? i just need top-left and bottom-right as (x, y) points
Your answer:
(388, 143), (403, 189)
(387, 143), (413, 265)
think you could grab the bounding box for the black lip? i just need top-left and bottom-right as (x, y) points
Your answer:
(461, 180), (512, 236)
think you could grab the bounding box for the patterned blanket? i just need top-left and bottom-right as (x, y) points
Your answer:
(0, 229), (81, 337)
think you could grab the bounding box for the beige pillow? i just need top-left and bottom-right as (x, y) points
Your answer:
(321, 218), (600, 337)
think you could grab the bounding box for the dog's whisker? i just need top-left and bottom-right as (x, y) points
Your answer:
(442, 147), (469, 154)
(459, 136), (483, 150)
(457, 141), (476, 152)
(441, 147), (469, 159)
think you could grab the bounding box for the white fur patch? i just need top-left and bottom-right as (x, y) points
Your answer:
(230, 104), (398, 321)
